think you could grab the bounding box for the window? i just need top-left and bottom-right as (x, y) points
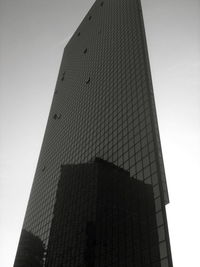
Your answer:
(42, 166), (46, 172)
(86, 77), (90, 84)
(53, 113), (62, 120)
(61, 72), (65, 81)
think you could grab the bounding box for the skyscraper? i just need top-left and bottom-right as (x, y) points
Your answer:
(14, 0), (173, 266)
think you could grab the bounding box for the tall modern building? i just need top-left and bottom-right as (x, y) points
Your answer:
(14, 0), (173, 266)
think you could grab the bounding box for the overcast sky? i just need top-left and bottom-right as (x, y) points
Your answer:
(0, 0), (200, 266)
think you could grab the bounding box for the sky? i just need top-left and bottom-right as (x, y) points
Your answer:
(0, 0), (200, 266)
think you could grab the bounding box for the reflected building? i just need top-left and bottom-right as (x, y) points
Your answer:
(14, 0), (173, 266)
(46, 158), (161, 266)
(14, 230), (45, 267)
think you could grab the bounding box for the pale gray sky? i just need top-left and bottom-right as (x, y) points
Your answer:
(0, 0), (200, 266)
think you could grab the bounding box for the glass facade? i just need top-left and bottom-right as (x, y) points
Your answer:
(14, 0), (173, 266)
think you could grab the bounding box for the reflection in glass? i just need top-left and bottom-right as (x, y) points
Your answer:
(14, 229), (45, 267)
(45, 158), (161, 266)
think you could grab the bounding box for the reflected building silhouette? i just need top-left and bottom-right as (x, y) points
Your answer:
(14, 229), (45, 267)
(46, 158), (161, 266)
